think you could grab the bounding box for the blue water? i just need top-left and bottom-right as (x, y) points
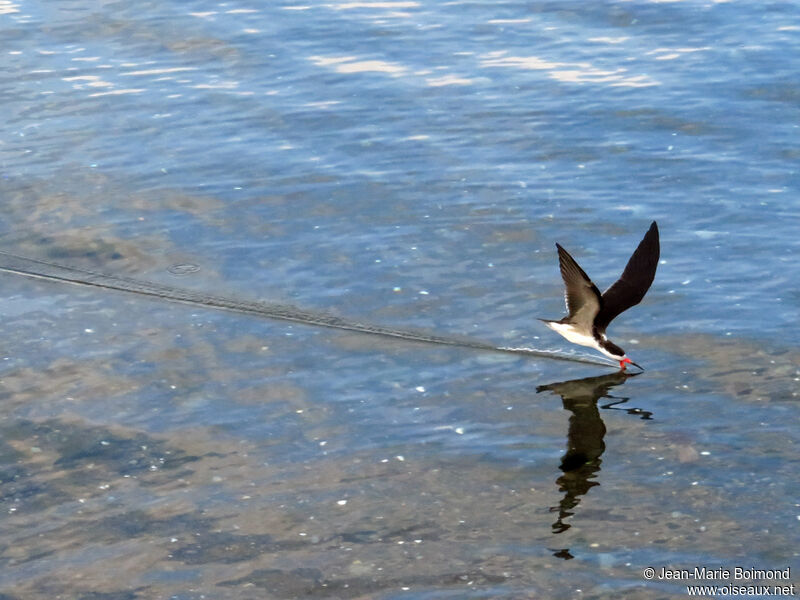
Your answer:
(1, 1), (798, 598)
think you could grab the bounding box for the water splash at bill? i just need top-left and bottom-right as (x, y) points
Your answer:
(0, 250), (615, 367)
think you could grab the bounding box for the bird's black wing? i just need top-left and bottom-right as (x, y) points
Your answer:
(557, 243), (602, 326)
(594, 221), (659, 333)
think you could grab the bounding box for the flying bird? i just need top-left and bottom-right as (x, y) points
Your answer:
(540, 221), (659, 370)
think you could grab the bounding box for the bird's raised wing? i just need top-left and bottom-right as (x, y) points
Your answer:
(557, 243), (602, 328)
(594, 221), (659, 334)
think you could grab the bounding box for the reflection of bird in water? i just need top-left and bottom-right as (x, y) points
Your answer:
(535, 370), (647, 546)
(540, 222), (659, 370)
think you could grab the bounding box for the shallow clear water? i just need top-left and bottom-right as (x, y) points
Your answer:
(1, 1), (798, 598)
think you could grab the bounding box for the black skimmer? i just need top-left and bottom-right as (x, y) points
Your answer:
(540, 221), (659, 370)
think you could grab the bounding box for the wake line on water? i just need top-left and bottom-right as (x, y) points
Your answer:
(0, 250), (615, 367)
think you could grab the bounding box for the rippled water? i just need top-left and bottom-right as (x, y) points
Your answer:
(1, 1), (798, 598)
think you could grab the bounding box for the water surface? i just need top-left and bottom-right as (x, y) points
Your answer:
(1, 1), (798, 598)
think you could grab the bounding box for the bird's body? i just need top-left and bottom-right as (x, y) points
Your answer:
(542, 322), (622, 360)
(541, 222), (660, 370)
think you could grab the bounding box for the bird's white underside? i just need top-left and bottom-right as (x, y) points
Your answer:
(541, 321), (620, 360)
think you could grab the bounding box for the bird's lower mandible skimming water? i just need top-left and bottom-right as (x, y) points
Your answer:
(540, 221), (659, 371)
